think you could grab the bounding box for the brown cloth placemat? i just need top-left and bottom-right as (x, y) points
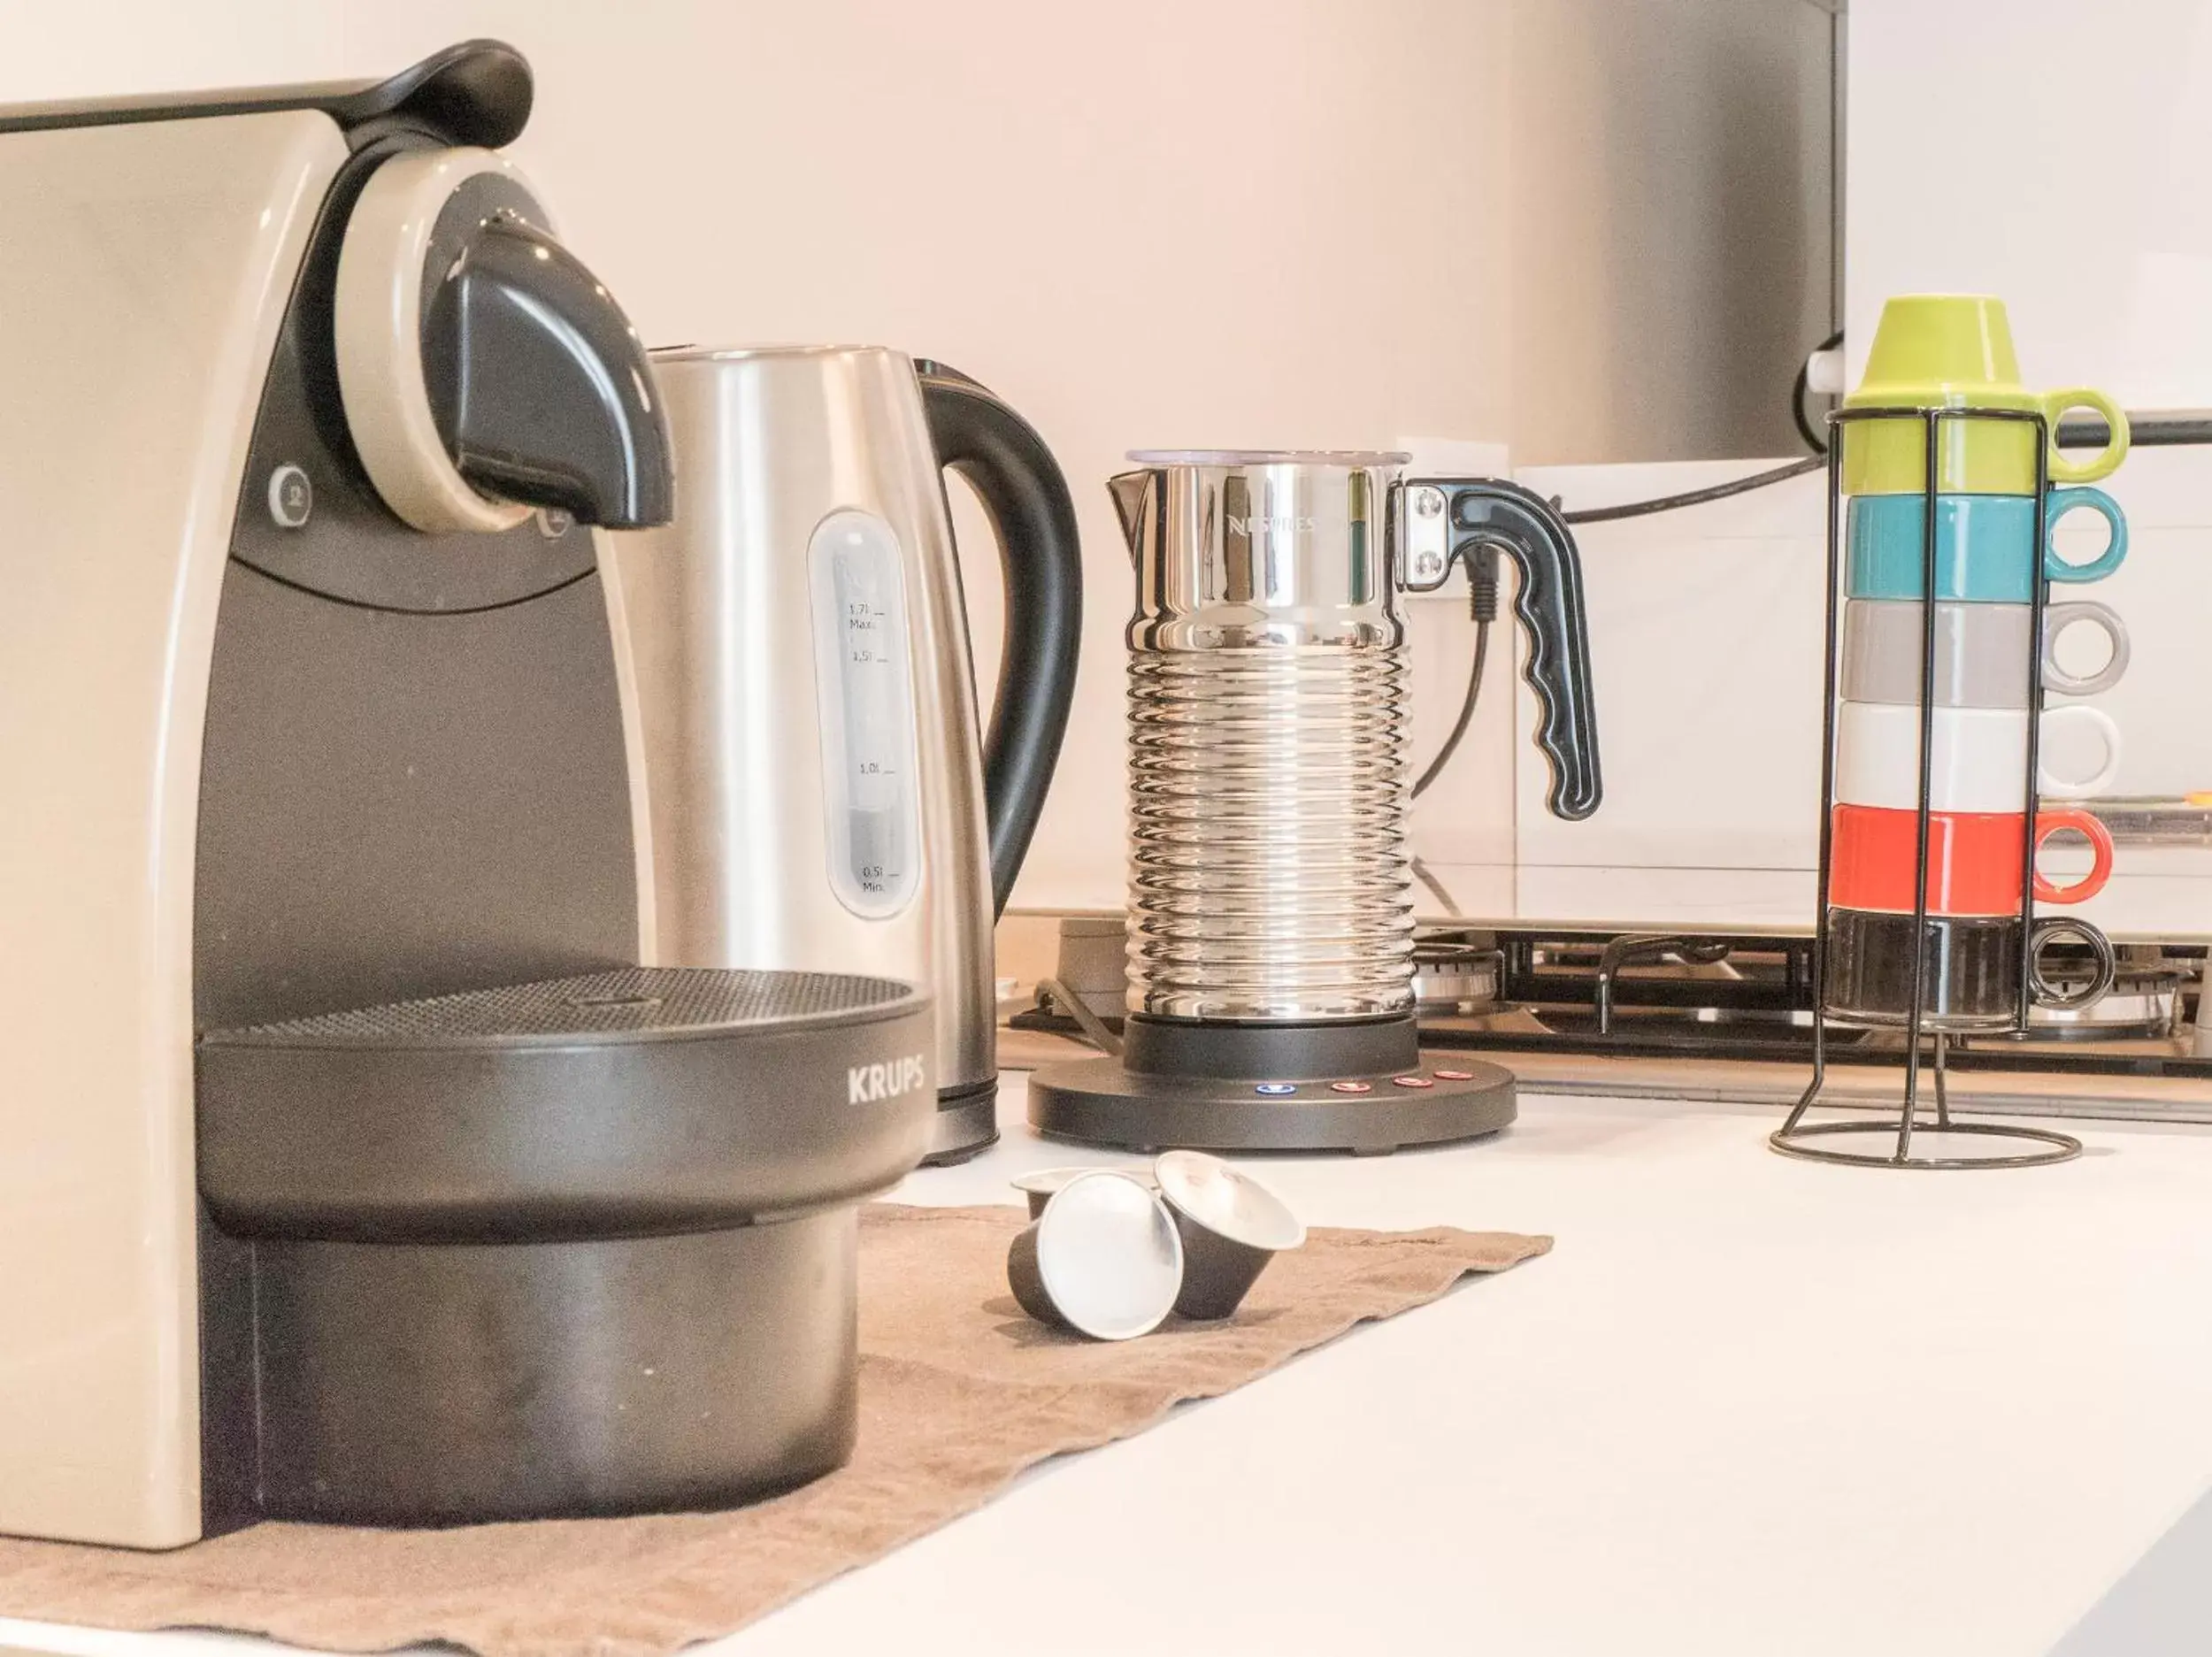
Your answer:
(0, 1202), (1549, 1656)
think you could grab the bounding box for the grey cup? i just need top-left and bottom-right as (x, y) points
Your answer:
(1152, 1151), (1306, 1320)
(1840, 598), (2129, 708)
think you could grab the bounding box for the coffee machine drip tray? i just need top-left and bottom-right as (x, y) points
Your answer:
(200, 966), (932, 1239)
(196, 967), (934, 1526)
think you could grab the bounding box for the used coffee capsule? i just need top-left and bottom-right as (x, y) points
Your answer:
(1010, 1163), (1159, 1221)
(1005, 1170), (1184, 1340)
(1152, 1150), (1306, 1320)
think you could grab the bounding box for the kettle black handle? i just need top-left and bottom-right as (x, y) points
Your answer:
(916, 361), (1084, 916)
(1411, 477), (1602, 821)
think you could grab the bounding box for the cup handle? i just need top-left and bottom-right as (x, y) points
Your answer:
(2040, 599), (2131, 695)
(2041, 388), (2130, 484)
(2042, 487), (2129, 584)
(2031, 808), (2114, 904)
(2037, 704), (2124, 798)
(2028, 917), (2116, 1011)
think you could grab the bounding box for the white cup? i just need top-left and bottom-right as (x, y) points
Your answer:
(1834, 702), (2124, 811)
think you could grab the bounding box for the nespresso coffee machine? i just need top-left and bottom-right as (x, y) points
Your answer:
(0, 42), (933, 1546)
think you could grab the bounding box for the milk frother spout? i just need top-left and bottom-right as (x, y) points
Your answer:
(1109, 469), (1153, 563)
(1400, 477), (1602, 821)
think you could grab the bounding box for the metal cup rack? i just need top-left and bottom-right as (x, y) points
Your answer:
(1772, 404), (2107, 1170)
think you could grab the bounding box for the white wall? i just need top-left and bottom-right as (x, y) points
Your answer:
(0, 2), (1834, 913)
(1846, 0), (2212, 404)
(1845, 0), (2212, 864)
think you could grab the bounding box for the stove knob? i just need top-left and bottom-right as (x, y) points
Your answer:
(333, 146), (674, 535)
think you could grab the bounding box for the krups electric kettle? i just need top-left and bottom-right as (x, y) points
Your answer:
(608, 347), (1083, 1162)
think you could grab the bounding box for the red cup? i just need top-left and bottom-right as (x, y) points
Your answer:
(1829, 804), (2113, 915)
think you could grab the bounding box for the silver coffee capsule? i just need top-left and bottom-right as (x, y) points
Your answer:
(1005, 1170), (1184, 1340)
(1010, 1163), (1160, 1220)
(1152, 1150), (1306, 1320)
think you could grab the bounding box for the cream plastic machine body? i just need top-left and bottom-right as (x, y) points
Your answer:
(0, 45), (919, 1548)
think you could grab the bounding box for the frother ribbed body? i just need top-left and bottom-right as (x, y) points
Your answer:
(1114, 451), (1417, 1023)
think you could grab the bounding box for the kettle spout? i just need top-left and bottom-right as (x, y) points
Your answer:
(1108, 470), (1154, 564)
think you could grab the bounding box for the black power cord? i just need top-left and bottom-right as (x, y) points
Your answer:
(1411, 545), (1498, 800)
(1559, 455), (1825, 525)
(1559, 326), (1840, 526)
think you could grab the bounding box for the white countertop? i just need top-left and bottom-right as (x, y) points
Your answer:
(10, 1078), (2212, 1657)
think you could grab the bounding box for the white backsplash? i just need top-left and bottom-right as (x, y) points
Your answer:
(1427, 450), (2212, 938)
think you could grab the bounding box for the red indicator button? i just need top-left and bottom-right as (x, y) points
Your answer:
(1393, 1075), (1436, 1089)
(1433, 1069), (1476, 1081)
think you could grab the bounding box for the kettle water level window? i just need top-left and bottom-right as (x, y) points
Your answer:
(810, 510), (922, 918)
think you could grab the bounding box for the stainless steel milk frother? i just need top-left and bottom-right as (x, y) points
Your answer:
(1028, 449), (1601, 1155)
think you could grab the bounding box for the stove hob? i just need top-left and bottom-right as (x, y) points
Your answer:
(1010, 924), (2212, 1119)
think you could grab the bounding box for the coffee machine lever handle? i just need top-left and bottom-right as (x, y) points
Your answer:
(419, 219), (676, 530)
(336, 147), (676, 536)
(917, 363), (1084, 916)
(1406, 478), (1602, 821)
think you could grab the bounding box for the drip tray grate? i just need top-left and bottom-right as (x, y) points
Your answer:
(208, 966), (917, 1047)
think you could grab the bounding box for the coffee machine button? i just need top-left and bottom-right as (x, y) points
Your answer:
(1253, 1082), (1297, 1096)
(1328, 1079), (1373, 1094)
(266, 464), (312, 530)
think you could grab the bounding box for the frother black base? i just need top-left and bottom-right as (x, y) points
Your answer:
(1026, 1052), (1517, 1155)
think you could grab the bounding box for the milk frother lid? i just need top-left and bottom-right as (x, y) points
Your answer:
(1125, 449), (1411, 468)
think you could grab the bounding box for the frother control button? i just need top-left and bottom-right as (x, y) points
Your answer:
(1393, 1075), (1436, 1089)
(1254, 1082), (1297, 1096)
(1329, 1079), (1373, 1094)
(266, 464), (312, 529)
(1433, 1069), (1476, 1081)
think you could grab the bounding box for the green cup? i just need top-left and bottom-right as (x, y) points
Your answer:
(1839, 295), (2128, 494)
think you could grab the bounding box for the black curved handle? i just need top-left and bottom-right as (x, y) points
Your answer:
(915, 362), (1084, 916)
(1414, 477), (1602, 820)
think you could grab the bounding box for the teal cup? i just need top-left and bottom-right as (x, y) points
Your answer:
(1846, 487), (2127, 602)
